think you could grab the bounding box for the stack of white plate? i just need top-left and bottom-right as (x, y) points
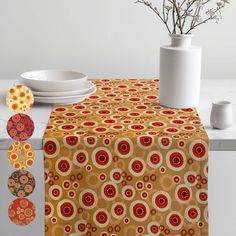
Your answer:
(21, 70), (96, 104)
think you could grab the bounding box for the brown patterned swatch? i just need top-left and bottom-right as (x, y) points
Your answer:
(8, 170), (36, 198)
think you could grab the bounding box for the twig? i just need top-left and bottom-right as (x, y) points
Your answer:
(172, 3), (176, 33)
(135, 0), (228, 35)
(162, 0), (166, 22)
(186, 6), (224, 34)
(135, 0), (171, 33)
(168, 0), (183, 33)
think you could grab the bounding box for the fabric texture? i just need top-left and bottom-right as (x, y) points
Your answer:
(44, 79), (208, 236)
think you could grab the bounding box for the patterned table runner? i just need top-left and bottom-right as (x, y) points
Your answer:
(44, 79), (208, 236)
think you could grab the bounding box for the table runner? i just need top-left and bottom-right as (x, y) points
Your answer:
(43, 79), (208, 236)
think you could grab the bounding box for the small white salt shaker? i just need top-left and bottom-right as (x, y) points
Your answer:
(210, 101), (234, 129)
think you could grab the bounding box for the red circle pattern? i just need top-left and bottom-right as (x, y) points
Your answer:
(44, 79), (208, 235)
(7, 113), (34, 141)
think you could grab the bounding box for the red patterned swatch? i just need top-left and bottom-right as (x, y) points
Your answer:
(8, 198), (36, 226)
(7, 113), (35, 141)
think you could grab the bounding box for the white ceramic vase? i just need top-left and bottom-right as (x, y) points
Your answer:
(159, 34), (201, 108)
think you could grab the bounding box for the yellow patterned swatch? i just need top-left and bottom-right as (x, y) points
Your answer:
(6, 85), (34, 113)
(8, 141), (35, 170)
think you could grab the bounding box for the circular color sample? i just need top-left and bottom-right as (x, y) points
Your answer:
(8, 170), (36, 198)
(8, 141), (35, 170)
(6, 85), (34, 113)
(7, 113), (35, 141)
(8, 198), (36, 226)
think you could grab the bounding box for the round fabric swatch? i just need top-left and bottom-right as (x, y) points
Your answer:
(8, 141), (35, 170)
(6, 85), (34, 113)
(8, 198), (36, 226)
(7, 113), (35, 141)
(8, 170), (36, 198)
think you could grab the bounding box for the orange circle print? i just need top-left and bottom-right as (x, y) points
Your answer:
(8, 141), (35, 170)
(8, 198), (36, 226)
(6, 85), (34, 113)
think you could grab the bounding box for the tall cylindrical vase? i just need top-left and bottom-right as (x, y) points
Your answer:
(159, 34), (201, 108)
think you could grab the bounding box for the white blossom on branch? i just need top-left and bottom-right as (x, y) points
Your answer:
(135, 0), (229, 34)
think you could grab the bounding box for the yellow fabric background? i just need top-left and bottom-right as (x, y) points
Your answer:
(44, 80), (208, 236)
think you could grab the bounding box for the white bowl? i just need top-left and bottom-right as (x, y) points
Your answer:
(21, 70), (88, 92)
(32, 81), (95, 97)
(34, 86), (97, 104)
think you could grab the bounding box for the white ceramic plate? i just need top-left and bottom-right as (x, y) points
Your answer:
(35, 96), (85, 105)
(32, 81), (95, 97)
(34, 86), (96, 105)
(21, 70), (88, 92)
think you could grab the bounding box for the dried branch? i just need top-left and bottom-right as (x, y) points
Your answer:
(135, 0), (171, 33)
(186, 4), (225, 34)
(135, 0), (229, 34)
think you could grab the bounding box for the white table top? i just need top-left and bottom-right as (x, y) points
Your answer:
(0, 79), (235, 151)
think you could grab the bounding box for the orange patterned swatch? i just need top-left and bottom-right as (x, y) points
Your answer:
(8, 198), (36, 226)
(6, 85), (34, 113)
(44, 80), (208, 236)
(8, 170), (36, 198)
(8, 141), (35, 169)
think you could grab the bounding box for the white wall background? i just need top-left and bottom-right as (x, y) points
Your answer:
(0, 0), (235, 80)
